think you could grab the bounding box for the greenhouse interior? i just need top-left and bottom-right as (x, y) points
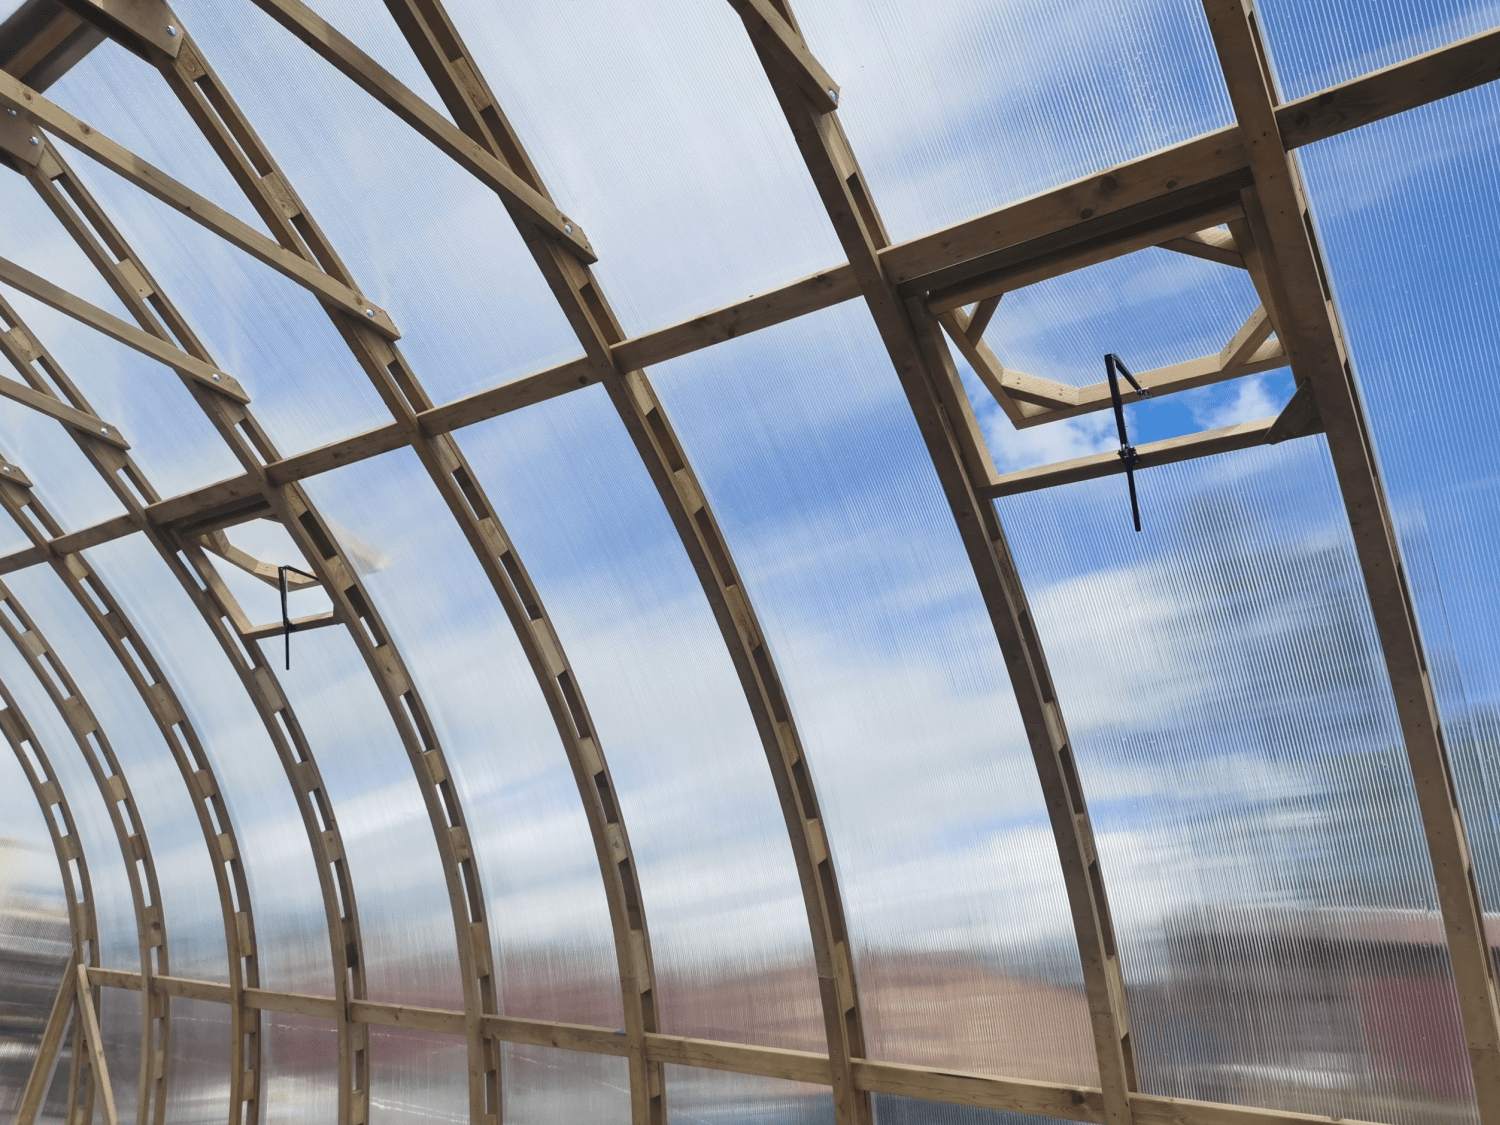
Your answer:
(0, 0), (1497, 1122)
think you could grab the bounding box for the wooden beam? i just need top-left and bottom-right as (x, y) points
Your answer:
(727, 0), (839, 112)
(239, 0), (595, 260)
(0, 368), (129, 447)
(74, 962), (119, 1125)
(376, 5), (867, 1125)
(1218, 305), (1273, 370)
(965, 293), (1002, 341)
(1202, 3), (1500, 1119)
(981, 416), (1300, 499)
(1159, 226), (1244, 268)
(84, 968), (1396, 1125)
(740, 4), (1139, 1125)
(240, 610), (337, 642)
(0, 69), (400, 337)
(16, 964), (75, 1125)
(0, 254), (248, 399)
(0, 2), (99, 91)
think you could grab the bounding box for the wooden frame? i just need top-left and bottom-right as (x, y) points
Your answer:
(0, 6), (1495, 1125)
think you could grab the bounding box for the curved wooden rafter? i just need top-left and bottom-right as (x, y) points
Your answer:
(1, 671), (101, 1125)
(0, 562), (171, 1125)
(0, 186), (376, 1124)
(733, 3), (1138, 1123)
(0, 470), (262, 1125)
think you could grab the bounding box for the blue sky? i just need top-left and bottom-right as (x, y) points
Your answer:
(0, 1), (1498, 1122)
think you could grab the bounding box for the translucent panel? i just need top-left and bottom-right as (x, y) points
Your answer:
(874, 1095), (1062, 1124)
(441, 0), (843, 333)
(255, 622), (459, 1008)
(166, 0), (584, 405)
(71, 536), (325, 989)
(459, 385), (822, 1049)
(0, 373), (125, 534)
(504, 1045), (629, 1124)
(651, 302), (1094, 1081)
(164, 997), (231, 1124)
(0, 758), (73, 1119)
(261, 1013), (338, 1123)
(302, 449), (619, 1024)
(665, 1066), (831, 1124)
(99, 985), (142, 1121)
(1258, 0), (1497, 99)
(0, 566), (229, 981)
(1297, 89), (1500, 947)
(47, 44), (395, 454)
(999, 441), (1474, 1123)
(367, 1024), (466, 1121)
(795, 0), (1233, 241)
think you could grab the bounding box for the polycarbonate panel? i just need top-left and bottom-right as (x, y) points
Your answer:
(254, 622), (460, 1009)
(46, 44), (394, 455)
(1258, 0), (1496, 99)
(651, 302), (1095, 1082)
(503, 1044), (629, 1124)
(665, 1066), (831, 1124)
(170, 0), (584, 405)
(999, 441), (1474, 1123)
(0, 379), (125, 536)
(795, 0), (1232, 241)
(261, 1013), (337, 1123)
(874, 1095), (1061, 1124)
(367, 1024), (466, 1121)
(459, 384), (823, 1049)
(99, 985), (141, 1121)
(0, 561), (228, 981)
(440, 0), (843, 333)
(164, 997), (230, 1124)
(1296, 86), (1500, 954)
(302, 448), (619, 1025)
(70, 536), (326, 989)
(0, 638), (132, 977)
(0, 754), (73, 1120)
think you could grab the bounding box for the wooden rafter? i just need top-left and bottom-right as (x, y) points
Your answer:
(3, 682), (100, 1125)
(74, 962), (119, 1125)
(736, 4), (1139, 1125)
(364, 4), (876, 1123)
(1202, 2), (1500, 1116)
(0, 560), (171, 1125)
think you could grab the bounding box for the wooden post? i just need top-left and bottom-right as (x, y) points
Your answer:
(16, 954), (77, 1122)
(75, 964), (120, 1125)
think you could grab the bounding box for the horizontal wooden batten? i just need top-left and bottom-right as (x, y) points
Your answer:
(79, 968), (1397, 1125)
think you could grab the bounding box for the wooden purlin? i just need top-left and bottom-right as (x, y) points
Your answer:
(1201, 2), (1500, 1117)
(87, 967), (1409, 1125)
(734, 4), (1138, 1125)
(2, 676), (100, 1125)
(374, 3), (870, 1122)
(0, 557), (170, 1125)
(0, 149), (377, 1125)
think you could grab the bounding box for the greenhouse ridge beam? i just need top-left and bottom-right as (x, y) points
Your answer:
(7, 137), (379, 1125)
(86, 966), (1399, 1125)
(737, 3), (1137, 1124)
(0, 561), (172, 1125)
(2, 673), (101, 1125)
(1204, 1), (1500, 1116)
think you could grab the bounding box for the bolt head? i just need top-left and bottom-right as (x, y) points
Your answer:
(211, 373), (221, 381)
(165, 24), (178, 36)
(827, 88), (838, 104)
(5, 108), (16, 117)
(564, 222), (573, 234)
(27, 136), (39, 146)
(100, 426), (108, 434)
(364, 308), (376, 318)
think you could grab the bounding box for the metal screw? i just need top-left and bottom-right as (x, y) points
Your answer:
(5, 108), (16, 117)
(364, 308), (376, 318)
(100, 426), (108, 434)
(827, 88), (838, 105)
(564, 222), (573, 234)
(165, 25), (178, 37)
(211, 373), (221, 381)
(28, 136), (39, 146)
